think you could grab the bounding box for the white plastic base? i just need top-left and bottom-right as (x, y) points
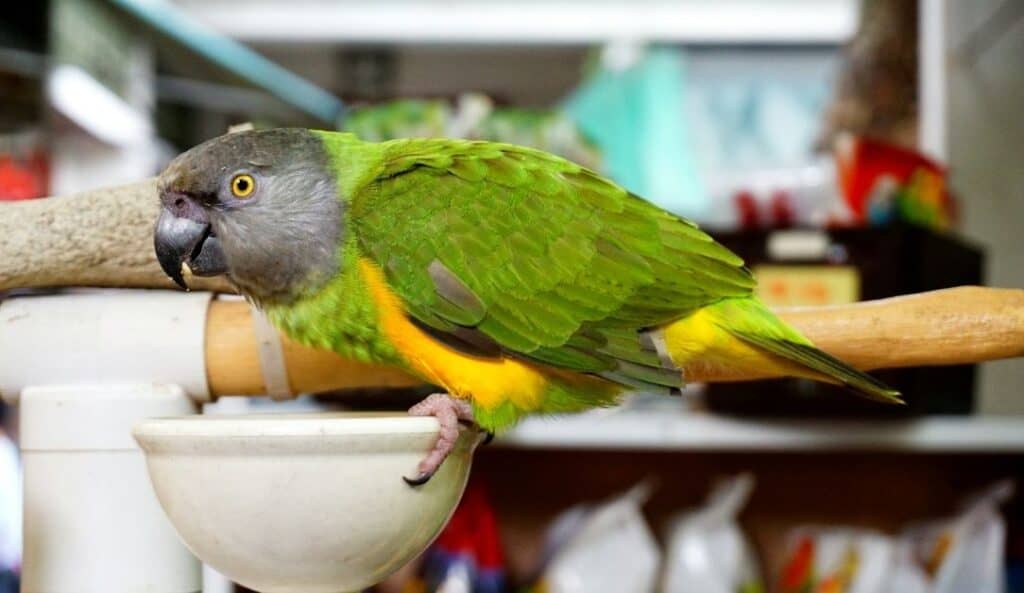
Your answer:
(20, 384), (201, 593)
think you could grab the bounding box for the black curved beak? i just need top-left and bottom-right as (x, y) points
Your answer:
(154, 206), (227, 289)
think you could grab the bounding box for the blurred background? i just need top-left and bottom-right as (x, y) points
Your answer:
(1, 0), (1023, 592)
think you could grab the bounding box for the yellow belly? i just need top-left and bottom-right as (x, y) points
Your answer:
(358, 258), (547, 411)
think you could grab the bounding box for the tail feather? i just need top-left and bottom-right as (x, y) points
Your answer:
(706, 298), (903, 404)
(729, 329), (903, 404)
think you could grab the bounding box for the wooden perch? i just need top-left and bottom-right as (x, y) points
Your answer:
(0, 179), (232, 293)
(206, 300), (421, 395)
(206, 286), (1024, 397)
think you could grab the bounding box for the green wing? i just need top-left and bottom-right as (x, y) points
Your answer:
(351, 138), (755, 388)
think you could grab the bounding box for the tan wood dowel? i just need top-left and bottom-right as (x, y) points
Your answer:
(206, 298), (420, 396)
(780, 286), (1024, 370)
(204, 286), (1024, 397)
(688, 286), (1024, 382)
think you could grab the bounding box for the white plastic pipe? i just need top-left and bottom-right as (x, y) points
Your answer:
(20, 384), (201, 593)
(0, 289), (213, 402)
(0, 290), (214, 593)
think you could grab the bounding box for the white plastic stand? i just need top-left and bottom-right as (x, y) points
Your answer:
(20, 384), (200, 593)
(0, 290), (212, 399)
(0, 290), (214, 593)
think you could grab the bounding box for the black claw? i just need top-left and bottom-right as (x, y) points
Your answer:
(482, 431), (495, 445)
(403, 472), (434, 487)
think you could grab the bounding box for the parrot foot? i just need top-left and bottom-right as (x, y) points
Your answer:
(403, 393), (476, 487)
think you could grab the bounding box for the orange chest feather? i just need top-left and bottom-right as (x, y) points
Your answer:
(356, 258), (547, 411)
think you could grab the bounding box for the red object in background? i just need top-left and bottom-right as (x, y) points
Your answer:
(0, 147), (49, 201)
(779, 535), (815, 593)
(833, 135), (954, 228)
(770, 190), (795, 228)
(735, 190), (761, 230)
(733, 189), (795, 230)
(431, 478), (505, 571)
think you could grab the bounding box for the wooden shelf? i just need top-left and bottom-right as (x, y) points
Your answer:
(498, 410), (1024, 453)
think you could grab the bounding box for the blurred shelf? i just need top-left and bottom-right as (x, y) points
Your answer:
(173, 0), (857, 45)
(498, 411), (1024, 453)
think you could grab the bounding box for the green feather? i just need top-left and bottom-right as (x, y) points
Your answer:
(343, 135), (754, 385)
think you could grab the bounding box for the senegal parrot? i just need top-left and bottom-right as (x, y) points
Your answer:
(154, 129), (901, 484)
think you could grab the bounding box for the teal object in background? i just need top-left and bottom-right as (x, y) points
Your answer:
(564, 46), (837, 228)
(564, 47), (708, 220)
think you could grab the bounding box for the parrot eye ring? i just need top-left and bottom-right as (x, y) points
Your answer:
(230, 173), (256, 198)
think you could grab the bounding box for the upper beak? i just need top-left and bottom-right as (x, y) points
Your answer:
(154, 206), (228, 289)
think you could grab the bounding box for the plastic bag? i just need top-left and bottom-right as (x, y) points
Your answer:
(532, 482), (661, 593)
(777, 528), (894, 593)
(660, 474), (763, 593)
(777, 480), (1014, 593)
(890, 480), (1013, 593)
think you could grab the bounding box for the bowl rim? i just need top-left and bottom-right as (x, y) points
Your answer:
(133, 411), (445, 440)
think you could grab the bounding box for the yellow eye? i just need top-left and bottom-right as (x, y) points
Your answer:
(231, 174), (256, 198)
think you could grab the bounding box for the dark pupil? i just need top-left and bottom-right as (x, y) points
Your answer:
(237, 178), (249, 191)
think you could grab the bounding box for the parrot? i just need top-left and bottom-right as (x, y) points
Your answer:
(153, 128), (901, 485)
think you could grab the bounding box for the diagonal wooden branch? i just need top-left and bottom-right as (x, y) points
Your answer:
(0, 179), (232, 293)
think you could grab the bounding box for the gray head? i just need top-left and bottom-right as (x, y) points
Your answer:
(154, 128), (342, 306)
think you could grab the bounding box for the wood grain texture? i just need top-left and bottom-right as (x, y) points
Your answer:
(205, 286), (1024, 397)
(688, 286), (1024, 382)
(781, 286), (1024, 370)
(0, 179), (232, 293)
(206, 297), (420, 396)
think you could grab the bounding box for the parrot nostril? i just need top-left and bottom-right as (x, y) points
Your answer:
(168, 193), (195, 218)
(162, 191), (211, 229)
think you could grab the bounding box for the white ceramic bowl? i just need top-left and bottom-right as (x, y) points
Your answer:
(133, 412), (478, 593)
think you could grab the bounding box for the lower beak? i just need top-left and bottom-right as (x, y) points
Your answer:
(154, 207), (228, 289)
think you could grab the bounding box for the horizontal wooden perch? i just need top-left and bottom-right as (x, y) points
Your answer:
(206, 286), (1024, 397)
